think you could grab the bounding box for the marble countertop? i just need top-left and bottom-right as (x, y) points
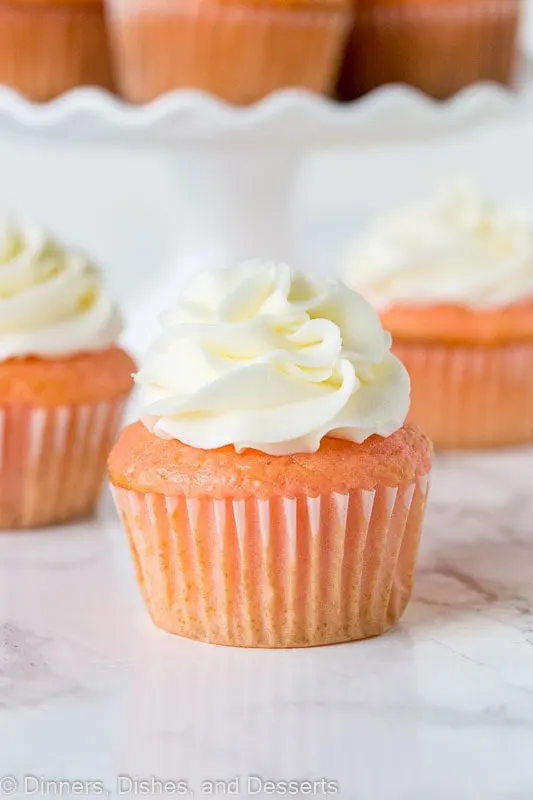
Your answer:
(0, 448), (532, 800)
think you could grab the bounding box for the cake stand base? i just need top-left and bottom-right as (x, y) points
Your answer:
(167, 147), (303, 271)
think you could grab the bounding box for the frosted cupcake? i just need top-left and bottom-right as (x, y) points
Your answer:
(0, 223), (134, 528)
(344, 183), (533, 449)
(109, 261), (432, 648)
(104, 0), (352, 105)
(338, 0), (520, 101)
(0, 1), (114, 101)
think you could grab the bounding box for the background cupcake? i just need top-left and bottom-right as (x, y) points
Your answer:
(109, 261), (432, 647)
(0, 222), (134, 528)
(104, 0), (353, 104)
(344, 182), (533, 449)
(0, 0), (114, 101)
(338, 0), (521, 100)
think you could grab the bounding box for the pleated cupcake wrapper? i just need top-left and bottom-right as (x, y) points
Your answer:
(105, 0), (351, 104)
(112, 474), (430, 648)
(394, 340), (533, 449)
(0, 400), (126, 529)
(0, 2), (114, 101)
(338, 0), (519, 100)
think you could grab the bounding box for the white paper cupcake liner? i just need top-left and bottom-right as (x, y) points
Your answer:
(112, 474), (431, 647)
(105, 0), (351, 103)
(0, 399), (126, 529)
(338, 0), (519, 99)
(394, 340), (533, 449)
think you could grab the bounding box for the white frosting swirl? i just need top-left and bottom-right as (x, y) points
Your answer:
(344, 183), (533, 308)
(0, 223), (122, 360)
(136, 261), (410, 455)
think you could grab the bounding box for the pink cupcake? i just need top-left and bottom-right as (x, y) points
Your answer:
(109, 262), (432, 647)
(104, 0), (352, 104)
(0, 222), (134, 528)
(338, 0), (520, 100)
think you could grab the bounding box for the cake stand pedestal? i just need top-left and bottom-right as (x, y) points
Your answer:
(0, 76), (531, 268)
(168, 147), (303, 271)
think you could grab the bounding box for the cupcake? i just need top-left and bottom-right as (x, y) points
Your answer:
(109, 261), (432, 647)
(104, 0), (353, 104)
(338, 0), (520, 101)
(343, 182), (533, 449)
(0, 0), (114, 101)
(0, 222), (134, 528)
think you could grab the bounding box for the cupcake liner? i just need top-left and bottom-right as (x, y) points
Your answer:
(0, 1), (114, 101)
(105, 0), (351, 104)
(111, 474), (430, 647)
(394, 340), (533, 449)
(0, 399), (126, 529)
(338, 0), (519, 100)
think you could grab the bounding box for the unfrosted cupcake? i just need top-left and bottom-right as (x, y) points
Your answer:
(338, 0), (520, 100)
(344, 183), (533, 449)
(109, 261), (432, 648)
(0, 0), (114, 101)
(0, 222), (134, 528)
(104, 0), (352, 104)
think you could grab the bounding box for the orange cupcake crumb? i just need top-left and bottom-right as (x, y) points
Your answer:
(380, 298), (533, 346)
(108, 421), (432, 499)
(0, 346), (135, 407)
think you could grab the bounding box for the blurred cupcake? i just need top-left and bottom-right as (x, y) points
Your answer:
(344, 182), (533, 449)
(0, 0), (114, 101)
(109, 261), (432, 647)
(104, 0), (352, 104)
(338, 0), (520, 100)
(0, 223), (134, 528)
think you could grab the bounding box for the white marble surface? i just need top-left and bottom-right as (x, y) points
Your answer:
(0, 446), (532, 800)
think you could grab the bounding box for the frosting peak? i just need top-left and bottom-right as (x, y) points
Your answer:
(0, 223), (122, 360)
(343, 183), (533, 308)
(136, 261), (410, 455)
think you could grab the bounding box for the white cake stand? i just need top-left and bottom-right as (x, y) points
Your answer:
(2, 70), (533, 270)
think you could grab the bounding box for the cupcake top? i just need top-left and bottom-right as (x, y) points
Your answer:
(135, 261), (410, 456)
(110, 421), (431, 497)
(0, 223), (122, 361)
(343, 183), (533, 309)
